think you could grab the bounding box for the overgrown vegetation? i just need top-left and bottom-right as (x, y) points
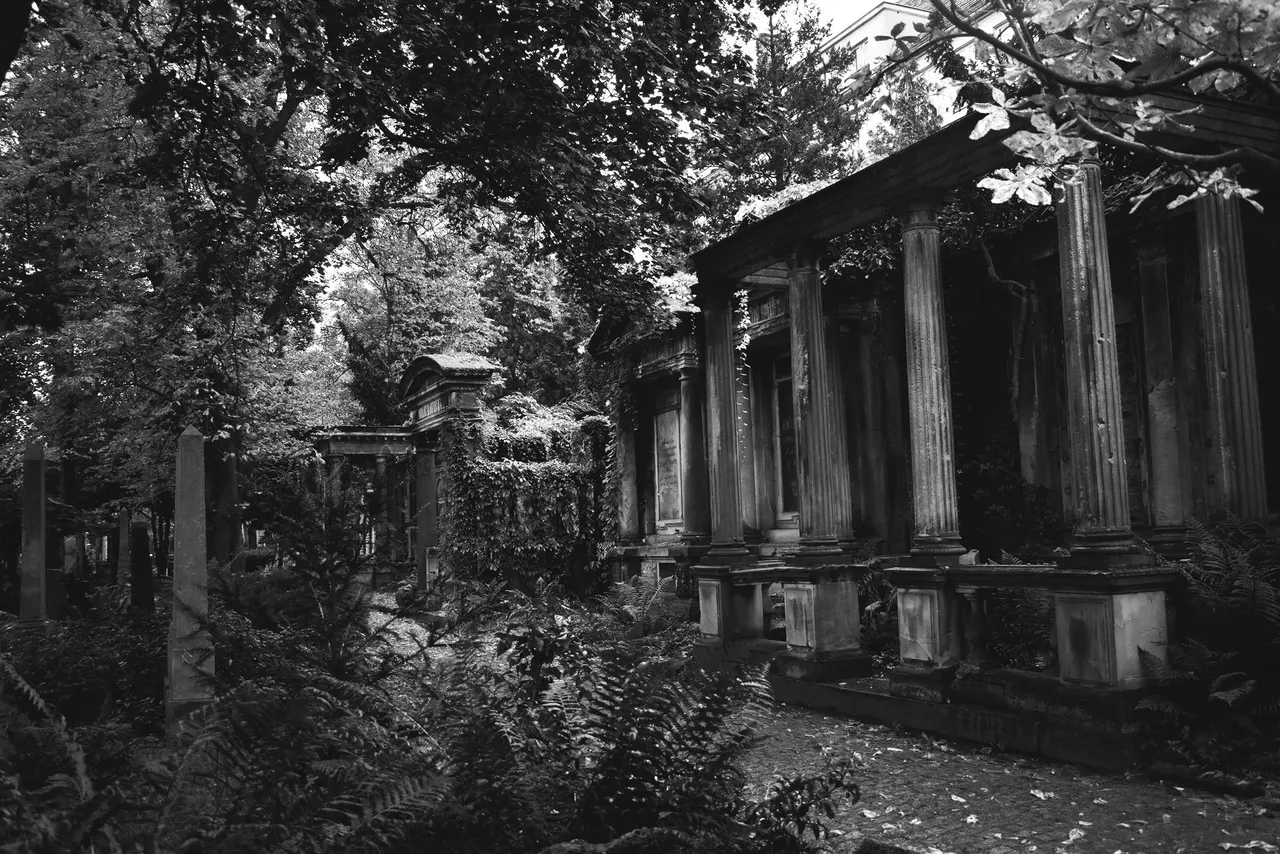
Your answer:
(1, 475), (862, 853)
(440, 400), (612, 595)
(1137, 518), (1280, 774)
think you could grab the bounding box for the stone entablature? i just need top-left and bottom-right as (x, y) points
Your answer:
(399, 353), (500, 432)
(634, 329), (698, 380)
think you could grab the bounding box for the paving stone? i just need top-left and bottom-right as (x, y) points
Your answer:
(742, 704), (1278, 853)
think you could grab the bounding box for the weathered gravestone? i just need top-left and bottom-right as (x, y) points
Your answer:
(130, 520), (154, 613)
(166, 427), (215, 728)
(18, 443), (47, 633)
(116, 507), (131, 586)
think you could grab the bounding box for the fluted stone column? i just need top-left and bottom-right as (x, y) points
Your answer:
(415, 441), (439, 587)
(678, 365), (711, 540)
(1056, 157), (1133, 553)
(901, 202), (964, 556)
(116, 508), (132, 586)
(168, 427), (214, 727)
(787, 240), (855, 560)
(19, 443), (47, 630)
(699, 296), (746, 553)
(1196, 194), (1267, 521)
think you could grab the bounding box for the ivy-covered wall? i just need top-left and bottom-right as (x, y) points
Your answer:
(438, 395), (612, 594)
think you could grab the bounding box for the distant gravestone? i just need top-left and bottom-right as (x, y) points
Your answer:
(130, 521), (154, 613)
(18, 443), (47, 632)
(117, 508), (131, 586)
(167, 427), (215, 728)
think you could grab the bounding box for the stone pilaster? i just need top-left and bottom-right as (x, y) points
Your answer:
(698, 294), (746, 555)
(415, 440), (439, 587)
(168, 427), (214, 727)
(615, 407), (641, 543)
(1056, 157), (1133, 553)
(1196, 193), (1267, 521)
(787, 240), (855, 559)
(678, 365), (711, 540)
(1136, 238), (1187, 549)
(19, 443), (47, 629)
(901, 202), (964, 556)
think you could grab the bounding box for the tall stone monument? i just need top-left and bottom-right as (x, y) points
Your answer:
(167, 426), (215, 727)
(18, 443), (47, 632)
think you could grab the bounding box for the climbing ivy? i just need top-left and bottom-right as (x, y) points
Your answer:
(438, 403), (611, 595)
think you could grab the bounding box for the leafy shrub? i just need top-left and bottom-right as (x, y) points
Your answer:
(1136, 518), (1280, 772)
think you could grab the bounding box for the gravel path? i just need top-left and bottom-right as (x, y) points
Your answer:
(743, 704), (1279, 854)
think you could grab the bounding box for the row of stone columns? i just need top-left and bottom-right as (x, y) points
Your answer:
(626, 164), (1264, 563)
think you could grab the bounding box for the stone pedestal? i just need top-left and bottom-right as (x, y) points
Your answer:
(19, 444), (47, 633)
(1055, 585), (1169, 689)
(697, 571), (764, 641)
(776, 565), (871, 680)
(787, 241), (855, 560)
(901, 202), (964, 556)
(168, 427), (215, 729)
(1196, 193), (1267, 521)
(1056, 157), (1134, 554)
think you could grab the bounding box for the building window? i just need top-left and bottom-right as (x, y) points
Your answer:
(773, 357), (800, 515)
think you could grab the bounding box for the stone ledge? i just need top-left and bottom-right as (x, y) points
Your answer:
(770, 675), (1140, 772)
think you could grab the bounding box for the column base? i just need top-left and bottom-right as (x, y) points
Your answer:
(775, 648), (872, 682)
(792, 537), (849, 565)
(910, 535), (966, 556)
(1140, 526), (1187, 559)
(1068, 530), (1138, 555)
(15, 618), (49, 636)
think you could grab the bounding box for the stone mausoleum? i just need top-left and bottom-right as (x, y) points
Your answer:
(591, 94), (1280, 768)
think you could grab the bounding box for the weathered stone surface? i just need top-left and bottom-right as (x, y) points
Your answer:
(19, 443), (46, 628)
(787, 241), (854, 556)
(1196, 193), (1267, 521)
(168, 426), (215, 728)
(1056, 589), (1167, 689)
(1055, 158), (1133, 553)
(677, 365), (710, 537)
(700, 294), (743, 546)
(901, 202), (963, 555)
(614, 407), (641, 542)
(116, 508), (132, 586)
(1137, 239), (1188, 546)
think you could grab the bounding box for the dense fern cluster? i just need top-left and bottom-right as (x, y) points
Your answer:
(2, 513), (859, 852)
(1136, 518), (1280, 772)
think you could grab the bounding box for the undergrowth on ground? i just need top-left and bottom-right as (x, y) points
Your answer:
(1136, 517), (1280, 775)
(1, 488), (860, 852)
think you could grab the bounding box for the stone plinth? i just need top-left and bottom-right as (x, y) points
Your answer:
(901, 203), (964, 555)
(1196, 193), (1267, 521)
(1056, 157), (1133, 553)
(168, 427), (215, 728)
(776, 565), (871, 681)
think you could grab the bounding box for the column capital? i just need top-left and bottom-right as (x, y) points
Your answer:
(900, 199), (942, 231)
(786, 238), (826, 272)
(677, 364), (699, 382)
(694, 281), (734, 312)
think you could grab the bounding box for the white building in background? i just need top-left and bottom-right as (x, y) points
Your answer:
(814, 0), (1008, 159)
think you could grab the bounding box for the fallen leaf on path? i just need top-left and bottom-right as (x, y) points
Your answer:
(1062, 828), (1085, 844)
(951, 794), (967, 802)
(1031, 789), (1056, 799)
(1093, 798), (1108, 804)
(861, 809), (880, 818)
(964, 814), (978, 825)
(1220, 844), (1279, 853)
(1079, 821), (1093, 827)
